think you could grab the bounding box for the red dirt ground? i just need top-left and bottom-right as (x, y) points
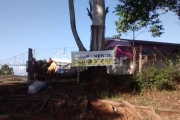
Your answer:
(0, 79), (180, 120)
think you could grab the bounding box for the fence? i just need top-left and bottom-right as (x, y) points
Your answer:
(33, 47), (79, 61)
(1, 45), (179, 81)
(107, 45), (180, 74)
(0, 52), (28, 77)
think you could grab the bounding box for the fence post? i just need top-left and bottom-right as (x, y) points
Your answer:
(77, 67), (79, 82)
(27, 48), (33, 82)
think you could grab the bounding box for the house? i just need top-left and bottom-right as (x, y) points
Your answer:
(105, 38), (180, 74)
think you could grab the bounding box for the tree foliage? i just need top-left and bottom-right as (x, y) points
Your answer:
(114, 0), (180, 37)
(0, 64), (14, 75)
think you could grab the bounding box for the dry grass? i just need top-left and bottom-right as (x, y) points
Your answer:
(105, 85), (180, 119)
(108, 88), (180, 110)
(0, 79), (26, 84)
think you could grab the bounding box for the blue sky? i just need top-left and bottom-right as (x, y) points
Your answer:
(0, 0), (180, 61)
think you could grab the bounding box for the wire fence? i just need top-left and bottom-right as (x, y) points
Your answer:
(0, 47), (86, 76)
(4, 46), (178, 76)
(33, 47), (90, 61)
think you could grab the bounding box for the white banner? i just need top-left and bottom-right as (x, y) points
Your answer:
(71, 50), (114, 67)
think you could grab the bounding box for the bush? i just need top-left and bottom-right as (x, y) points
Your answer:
(132, 66), (179, 91)
(154, 67), (178, 90)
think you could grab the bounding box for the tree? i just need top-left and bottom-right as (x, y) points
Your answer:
(0, 64), (14, 75)
(113, 0), (180, 73)
(68, 0), (109, 51)
(114, 0), (180, 37)
(68, 0), (109, 77)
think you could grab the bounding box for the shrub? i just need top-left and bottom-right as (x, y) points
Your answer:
(132, 66), (179, 91)
(154, 67), (178, 90)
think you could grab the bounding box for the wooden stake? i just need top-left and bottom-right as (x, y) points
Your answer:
(139, 45), (142, 72)
(77, 67), (80, 82)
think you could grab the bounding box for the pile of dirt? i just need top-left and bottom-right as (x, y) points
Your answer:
(93, 100), (162, 120)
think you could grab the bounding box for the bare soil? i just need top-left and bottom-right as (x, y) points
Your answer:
(0, 78), (180, 120)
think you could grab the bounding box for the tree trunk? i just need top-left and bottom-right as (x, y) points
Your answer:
(89, 0), (107, 77)
(90, 0), (106, 51)
(68, 0), (86, 51)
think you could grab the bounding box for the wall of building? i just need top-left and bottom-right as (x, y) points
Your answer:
(107, 54), (180, 75)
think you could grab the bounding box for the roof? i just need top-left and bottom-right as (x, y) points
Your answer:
(105, 37), (180, 49)
(105, 38), (131, 49)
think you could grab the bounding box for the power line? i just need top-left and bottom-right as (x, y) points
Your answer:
(0, 46), (91, 61)
(34, 46), (90, 50)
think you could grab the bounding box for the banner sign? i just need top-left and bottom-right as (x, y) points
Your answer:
(71, 50), (114, 67)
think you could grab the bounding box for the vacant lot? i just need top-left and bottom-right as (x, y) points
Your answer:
(0, 78), (180, 120)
